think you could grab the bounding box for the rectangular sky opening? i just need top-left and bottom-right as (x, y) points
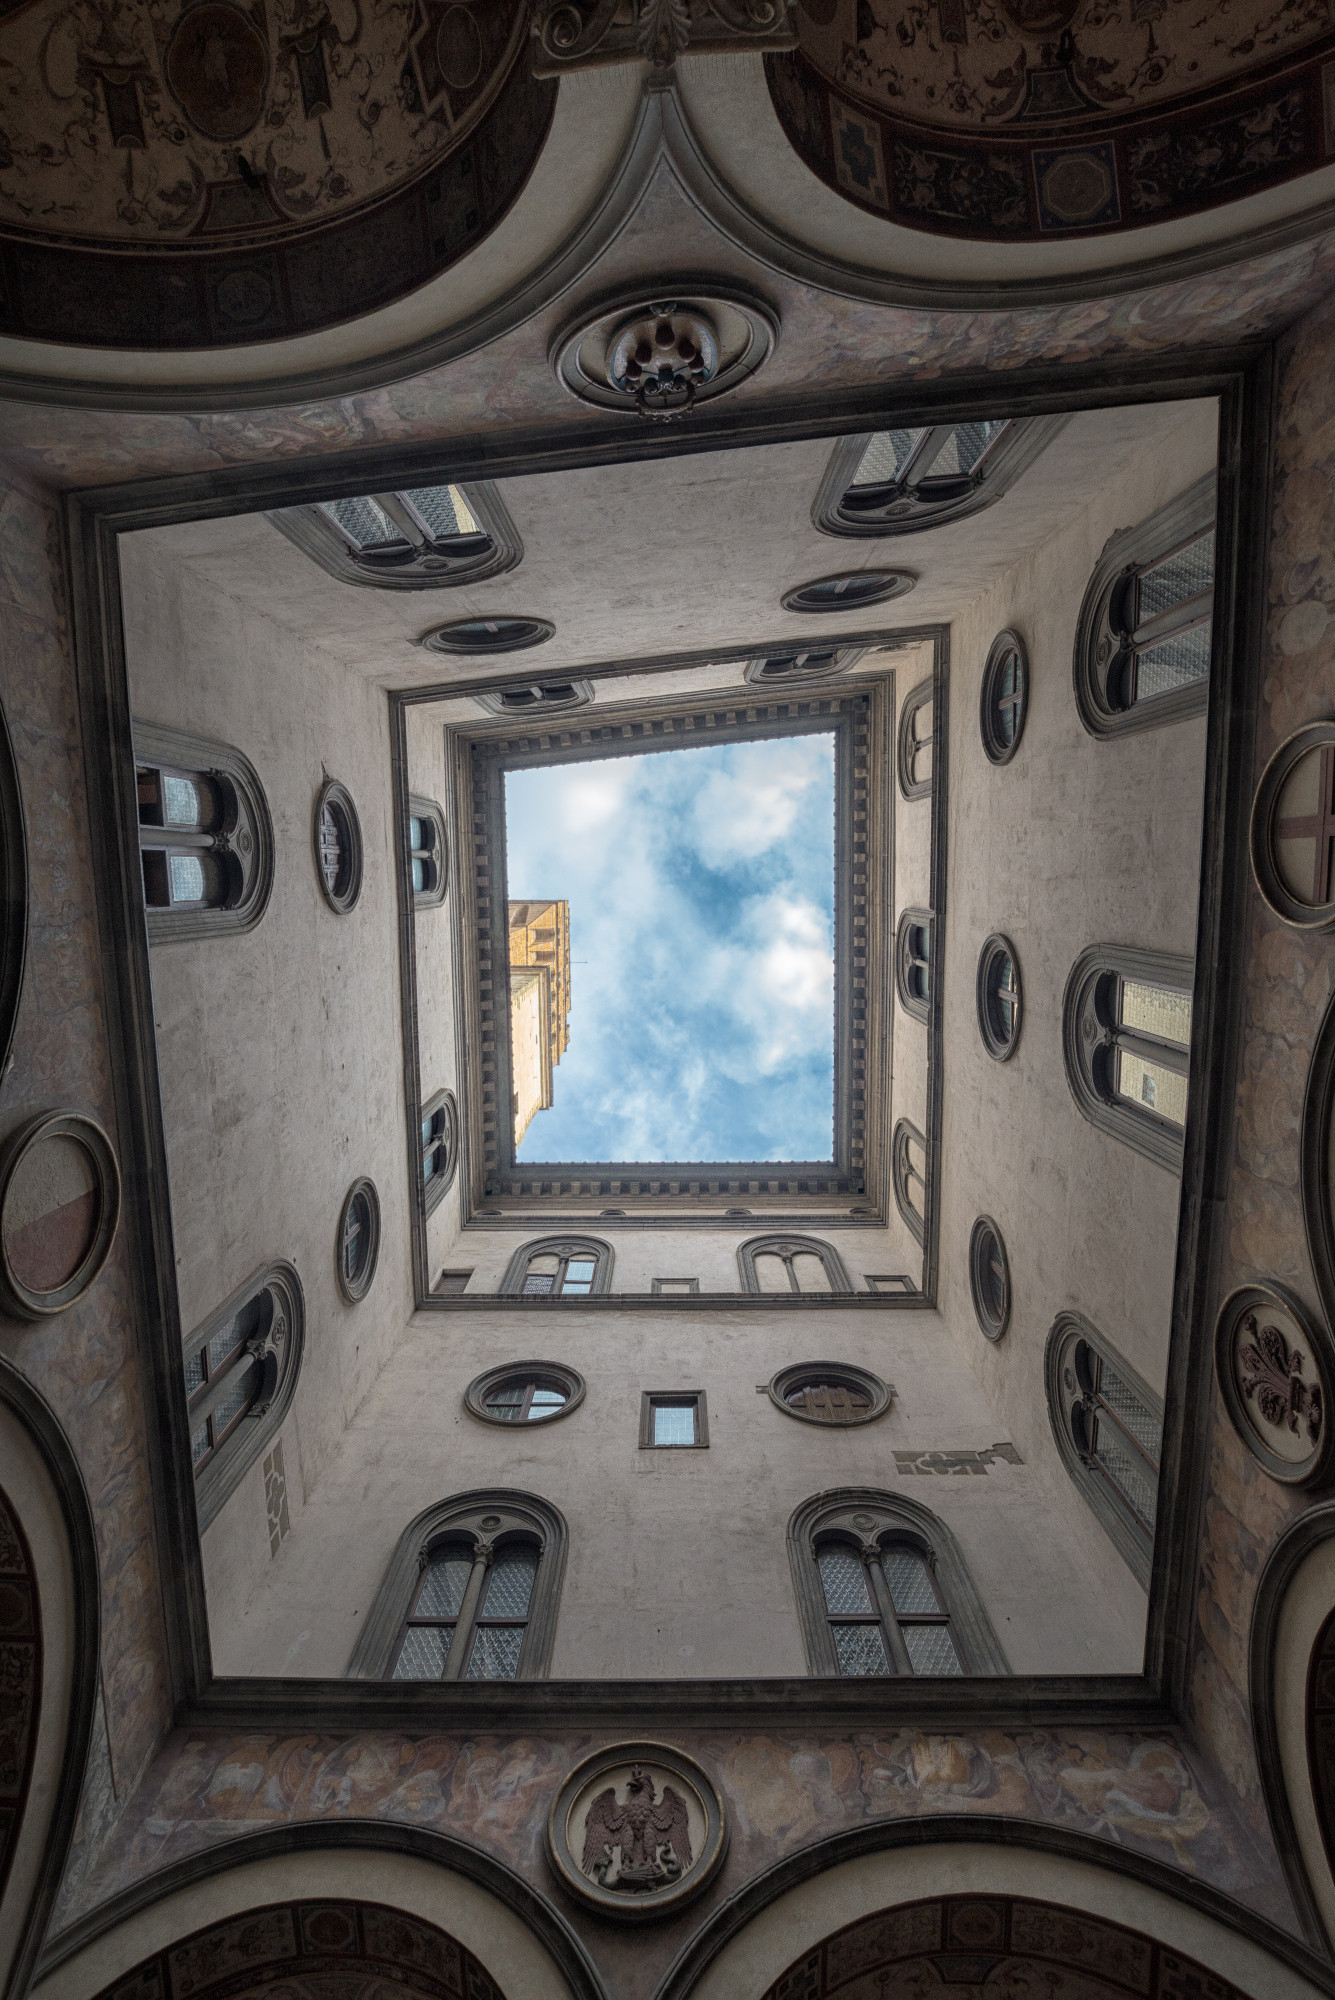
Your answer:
(504, 733), (836, 1164)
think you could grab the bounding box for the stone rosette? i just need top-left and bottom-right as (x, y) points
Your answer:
(1214, 1281), (1335, 1488)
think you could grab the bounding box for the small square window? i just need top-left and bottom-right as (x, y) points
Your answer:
(651, 1277), (699, 1295)
(867, 1274), (914, 1294)
(640, 1391), (707, 1448)
(433, 1270), (472, 1295)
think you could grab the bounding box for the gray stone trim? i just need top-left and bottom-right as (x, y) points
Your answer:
(1251, 721), (1335, 932)
(765, 1362), (892, 1426)
(894, 907), (932, 1025)
(499, 1234), (615, 1295)
(896, 675), (933, 801)
(419, 1088), (459, 1219)
(737, 1234), (855, 1294)
(979, 628), (1029, 765)
(1303, 985), (1335, 1345)
(639, 1390), (709, 1448)
(976, 933), (1022, 1063)
(1045, 1312), (1162, 1591)
(967, 1215), (1011, 1343)
(407, 793), (448, 911)
(312, 777), (363, 915)
(266, 481), (521, 592)
(786, 1488), (1011, 1678)
(474, 677), (594, 716)
(1061, 943), (1194, 1173)
(891, 1119), (926, 1247)
(463, 1361), (586, 1426)
(334, 1178), (381, 1306)
(188, 1261), (305, 1534)
(812, 419), (1070, 540)
(346, 1488), (567, 1680)
(0, 1110), (121, 1322)
(0, 695), (26, 1092)
(132, 721), (274, 944)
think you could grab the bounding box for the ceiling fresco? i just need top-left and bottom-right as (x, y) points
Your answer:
(768, 0), (1335, 238)
(0, 0), (554, 348)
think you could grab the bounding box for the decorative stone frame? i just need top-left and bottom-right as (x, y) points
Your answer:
(737, 1234), (854, 1294)
(187, 1261), (305, 1532)
(976, 933), (1023, 1061)
(454, 676), (890, 1219)
(781, 570), (916, 615)
(639, 1390), (709, 1448)
(335, 1177), (381, 1305)
(968, 1215), (1011, 1343)
(422, 616), (556, 657)
(500, 1234), (615, 1296)
(545, 1740), (729, 1925)
(892, 1120), (927, 1246)
(1214, 1281), (1335, 1489)
(787, 1489), (1010, 1677)
(407, 794), (448, 911)
(0, 1110), (121, 1321)
(895, 908), (933, 1024)
(742, 645), (863, 687)
(346, 1489), (567, 1681)
(133, 721), (274, 944)
(651, 1276), (699, 1293)
(1045, 1311), (1162, 1589)
(1072, 472), (1216, 739)
(0, 697), (26, 1091)
(464, 1361), (586, 1427)
(812, 418), (1068, 539)
(979, 628), (1029, 765)
(766, 1362), (892, 1426)
(312, 777), (363, 915)
(419, 1088), (459, 1218)
(1062, 943), (1194, 1173)
(475, 678), (594, 717)
(1250, 721), (1335, 932)
(1303, 987), (1335, 1344)
(266, 481), (522, 591)
(897, 676), (933, 800)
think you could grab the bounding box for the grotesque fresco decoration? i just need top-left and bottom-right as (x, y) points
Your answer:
(0, 0), (554, 347)
(768, 0), (1335, 238)
(0, 1483), (39, 1914)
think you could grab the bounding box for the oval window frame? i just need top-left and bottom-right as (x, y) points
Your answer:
(335, 1175), (381, 1305)
(313, 777), (364, 915)
(0, 1109), (121, 1320)
(766, 1361), (892, 1426)
(976, 933), (1023, 1062)
(968, 1214), (1011, 1342)
(464, 1360), (587, 1427)
(421, 616), (556, 656)
(1250, 721), (1335, 932)
(979, 627), (1029, 765)
(780, 569), (917, 614)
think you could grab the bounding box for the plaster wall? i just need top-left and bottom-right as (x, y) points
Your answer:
(118, 528), (418, 1638)
(935, 397), (1217, 1624)
(404, 703), (465, 1284)
(211, 1299), (1147, 1679)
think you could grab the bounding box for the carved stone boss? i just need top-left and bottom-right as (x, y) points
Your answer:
(532, 0), (796, 75)
(1215, 1282), (1335, 1488)
(547, 1741), (727, 1918)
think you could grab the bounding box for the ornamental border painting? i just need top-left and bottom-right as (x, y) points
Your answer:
(0, 0), (555, 348)
(767, 0), (1335, 243)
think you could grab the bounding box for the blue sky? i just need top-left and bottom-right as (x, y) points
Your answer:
(505, 733), (835, 1163)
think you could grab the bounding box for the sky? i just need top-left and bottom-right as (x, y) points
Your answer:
(504, 732), (835, 1163)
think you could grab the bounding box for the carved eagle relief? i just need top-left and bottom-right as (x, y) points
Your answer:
(580, 1764), (693, 1890)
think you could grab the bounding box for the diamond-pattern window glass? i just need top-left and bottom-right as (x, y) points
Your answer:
(191, 1424), (209, 1465)
(162, 775), (201, 825)
(210, 1359), (260, 1440)
(169, 854), (206, 904)
(1135, 625), (1212, 699)
(818, 1546), (873, 1614)
(1116, 1051), (1188, 1126)
(322, 495), (402, 549)
(465, 1625), (524, 1680)
(1098, 1361), (1162, 1461)
(415, 1544), (473, 1618)
(403, 485), (478, 540)
(481, 1549), (537, 1619)
(184, 1350), (205, 1397)
(903, 1624), (963, 1676)
(852, 430), (926, 486)
(932, 421), (1007, 476)
(831, 1623), (889, 1676)
(883, 1547), (939, 1615)
(1093, 1421), (1158, 1530)
(522, 1273), (556, 1295)
(1138, 530), (1213, 622)
(1120, 981), (1191, 1047)
(393, 1625), (449, 1680)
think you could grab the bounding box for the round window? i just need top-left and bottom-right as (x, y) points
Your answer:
(968, 1216), (1011, 1341)
(781, 569), (917, 615)
(421, 616), (555, 655)
(766, 1362), (891, 1426)
(1251, 722), (1335, 931)
(465, 1361), (585, 1426)
(336, 1177), (380, 1303)
(0, 1111), (121, 1320)
(313, 778), (363, 914)
(976, 933), (1022, 1061)
(980, 628), (1029, 765)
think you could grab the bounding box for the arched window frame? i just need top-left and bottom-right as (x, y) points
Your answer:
(347, 1489), (567, 1681)
(185, 1261), (304, 1531)
(812, 417), (1068, 539)
(134, 722), (274, 943)
(419, 1088), (459, 1217)
(1045, 1311), (1163, 1587)
(1062, 944), (1194, 1172)
(743, 645), (864, 687)
(476, 678), (594, 716)
(1073, 473), (1216, 738)
(897, 677), (934, 800)
(500, 1234), (615, 1296)
(895, 908), (933, 1023)
(788, 1490), (1009, 1677)
(738, 1234), (853, 1294)
(407, 795), (448, 909)
(266, 480), (521, 590)
(892, 1119), (928, 1246)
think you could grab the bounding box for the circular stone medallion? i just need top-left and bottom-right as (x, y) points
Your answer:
(547, 1742), (726, 1920)
(0, 1110), (121, 1320)
(1215, 1282), (1335, 1487)
(1250, 722), (1335, 931)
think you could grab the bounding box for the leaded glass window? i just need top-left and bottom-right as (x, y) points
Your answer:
(185, 1291), (266, 1470)
(740, 1236), (851, 1294)
(409, 800), (446, 903)
(137, 760), (231, 912)
(816, 418), (1067, 538)
(1063, 947), (1193, 1172)
(391, 1537), (539, 1682)
(815, 1537), (962, 1677)
(1046, 1313), (1163, 1587)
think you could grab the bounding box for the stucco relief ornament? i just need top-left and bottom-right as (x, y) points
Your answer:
(547, 1742), (727, 1918)
(551, 285), (778, 417)
(1215, 1282), (1335, 1488)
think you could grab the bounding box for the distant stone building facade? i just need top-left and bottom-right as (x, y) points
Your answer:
(508, 899), (571, 1143)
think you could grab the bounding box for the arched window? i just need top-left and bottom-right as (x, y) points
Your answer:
(897, 677), (934, 799)
(477, 678), (593, 715)
(895, 908), (933, 1022)
(976, 934), (1022, 1061)
(347, 1490), (566, 1681)
(501, 1235), (614, 1296)
(313, 778), (362, 914)
(267, 480), (521, 590)
(1062, 945), (1193, 1171)
(407, 795), (447, 908)
(134, 723), (273, 942)
(788, 1491), (1008, 1677)
(1073, 473), (1215, 736)
(184, 1262), (304, 1530)
(892, 1120), (928, 1245)
(1046, 1312), (1162, 1587)
(813, 418), (1067, 538)
(743, 645), (862, 686)
(980, 628), (1028, 763)
(738, 1235), (853, 1294)
(419, 1089), (459, 1215)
